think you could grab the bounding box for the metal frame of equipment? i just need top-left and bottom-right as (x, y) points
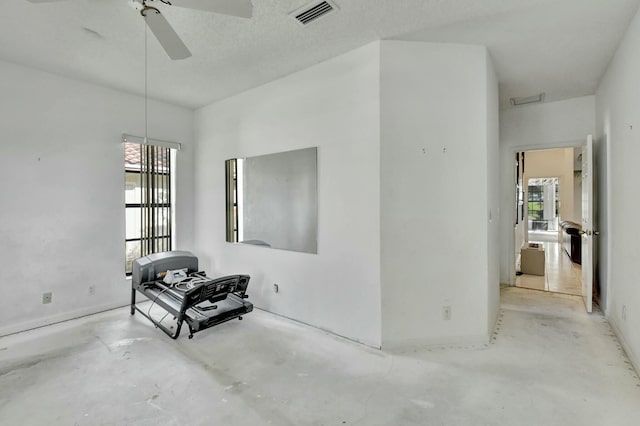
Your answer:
(130, 251), (253, 339)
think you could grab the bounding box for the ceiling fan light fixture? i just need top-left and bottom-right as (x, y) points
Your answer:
(510, 92), (545, 106)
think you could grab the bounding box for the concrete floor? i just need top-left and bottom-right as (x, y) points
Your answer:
(1, 287), (639, 425)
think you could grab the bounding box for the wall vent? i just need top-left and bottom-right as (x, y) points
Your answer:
(290, 1), (338, 25)
(510, 93), (545, 107)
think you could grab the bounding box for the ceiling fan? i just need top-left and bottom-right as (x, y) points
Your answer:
(26, 0), (254, 60)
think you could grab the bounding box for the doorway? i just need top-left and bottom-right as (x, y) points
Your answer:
(514, 148), (583, 296)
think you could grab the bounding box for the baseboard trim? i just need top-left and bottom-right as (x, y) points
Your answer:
(608, 315), (640, 377)
(0, 300), (130, 338)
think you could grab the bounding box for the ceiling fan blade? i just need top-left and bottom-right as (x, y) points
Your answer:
(143, 8), (192, 60)
(166, 0), (253, 18)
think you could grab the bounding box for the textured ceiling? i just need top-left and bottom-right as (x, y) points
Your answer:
(396, 0), (640, 108)
(0, 0), (638, 109)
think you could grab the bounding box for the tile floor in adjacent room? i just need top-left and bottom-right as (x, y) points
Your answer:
(1, 287), (639, 426)
(516, 237), (582, 296)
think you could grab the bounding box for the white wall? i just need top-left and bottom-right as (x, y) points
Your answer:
(596, 5), (640, 374)
(0, 59), (194, 335)
(193, 43), (382, 348)
(380, 41), (499, 347)
(523, 147), (575, 223)
(499, 96), (596, 285)
(194, 40), (500, 349)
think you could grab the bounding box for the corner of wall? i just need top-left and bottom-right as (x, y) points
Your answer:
(486, 47), (501, 335)
(380, 39), (495, 348)
(192, 42), (383, 347)
(608, 314), (640, 380)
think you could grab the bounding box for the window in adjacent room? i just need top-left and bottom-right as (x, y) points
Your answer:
(124, 139), (177, 275)
(527, 177), (560, 232)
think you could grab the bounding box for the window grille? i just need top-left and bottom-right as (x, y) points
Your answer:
(124, 135), (178, 275)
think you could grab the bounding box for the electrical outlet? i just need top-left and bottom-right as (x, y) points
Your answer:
(89, 285), (95, 295)
(443, 306), (452, 321)
(273, 283), (279, 293)
(622, 305), (627, 321)
(42, 292), (52, 304)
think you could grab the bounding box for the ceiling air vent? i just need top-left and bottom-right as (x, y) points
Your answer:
(291, 1), (338, 26)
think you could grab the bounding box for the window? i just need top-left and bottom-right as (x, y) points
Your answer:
(527, 177), (559, 232)
(124, 140), (175, 275)
(225, 158), (239, 243)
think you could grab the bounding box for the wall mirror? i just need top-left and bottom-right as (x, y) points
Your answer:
(226, 147), (318, 254)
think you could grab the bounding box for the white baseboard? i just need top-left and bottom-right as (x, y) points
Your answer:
(0, 299), (129, 337)
(608, 315), (640, 377)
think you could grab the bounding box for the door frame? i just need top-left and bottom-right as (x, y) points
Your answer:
(505, 139), (591, 288)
